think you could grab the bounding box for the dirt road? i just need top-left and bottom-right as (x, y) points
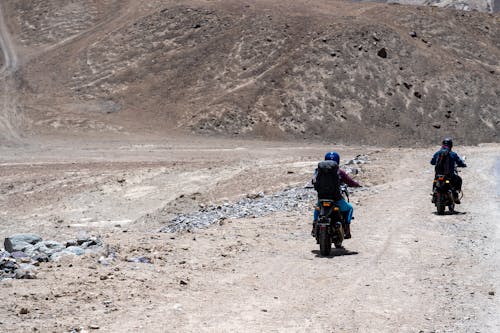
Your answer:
(0, 137), (498, 332)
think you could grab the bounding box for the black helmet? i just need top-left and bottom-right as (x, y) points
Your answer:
(442, 137), (453, 148)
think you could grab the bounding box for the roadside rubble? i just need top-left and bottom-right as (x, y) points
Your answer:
(160, 186), (316, 233)
(1, 233), (103, 280)
(160, 156), (369, 233)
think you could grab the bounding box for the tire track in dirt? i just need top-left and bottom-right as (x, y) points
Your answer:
(0, 2), (22, 144)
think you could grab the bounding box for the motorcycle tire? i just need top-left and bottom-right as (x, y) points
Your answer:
(334, 225), (344, 249)
(319, 229), (332, 256)
(437, 204), (445, 215)
(448, 203), (455, 213)
(436, 204), (446, 215)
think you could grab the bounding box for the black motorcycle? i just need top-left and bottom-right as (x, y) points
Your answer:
(432, 174), (456, 215)
(314, 186), (349, 256)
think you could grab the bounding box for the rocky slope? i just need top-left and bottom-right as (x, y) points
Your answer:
(2, 0), (499, 145)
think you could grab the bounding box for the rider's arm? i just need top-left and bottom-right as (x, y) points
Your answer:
(453, 153), (467, 168)
(430, 152), (438, 165)
(339, 169), (361, 187)
(311, 168), (318, 185)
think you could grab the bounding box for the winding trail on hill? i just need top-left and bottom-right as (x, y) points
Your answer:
(0, 2), (21, 144)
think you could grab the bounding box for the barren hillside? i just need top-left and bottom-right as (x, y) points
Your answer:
(2, 0), (500, 145)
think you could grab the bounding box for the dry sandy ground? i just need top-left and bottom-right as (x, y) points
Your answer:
(0, 136), (499, 332)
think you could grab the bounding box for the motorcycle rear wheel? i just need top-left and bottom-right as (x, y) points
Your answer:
(319, 229), (332, 256)
(437, 203), (445, 215)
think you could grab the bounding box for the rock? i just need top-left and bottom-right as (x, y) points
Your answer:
(127, 256), (152, 264)
(65, 246), (85, 256)
(414, 91), (422, 99)
(32, 254), (49, 264)
(0, 250), (9, 259)
(179, 280), (188, 285)
(33, 241), (65, 256)
(78, 237), (101, 248)
(14, 264), (37, 279)
(4, 234), (42, 252)
(489, 291), (495, 296)
(432, 123), (441, 129)
(89, 324), (100, 329)
(403, 82), (413, 90)
(65, 239), (78, 247)
(10, 251), (29, 259)
(19, 308), (29, 314)
(82, 240), (102, 248)
(409, 31), (417, 37)
(377, 48), (387, 58)
(50, 247), (85, 261)
(246, 192), (265, 199)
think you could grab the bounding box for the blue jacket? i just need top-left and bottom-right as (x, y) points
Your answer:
(430, 147), (466, 174)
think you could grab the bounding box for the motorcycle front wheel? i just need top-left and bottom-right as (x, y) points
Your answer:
(334, 225), (344, 248)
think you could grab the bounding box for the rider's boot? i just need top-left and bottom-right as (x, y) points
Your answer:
(453, 191), (461, 204)
(344, 223), (352, 239)
(311, 220), (317, 237)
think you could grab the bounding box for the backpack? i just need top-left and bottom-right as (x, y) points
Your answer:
(435, 148), (451, 176)
(314, 160), (341, 200)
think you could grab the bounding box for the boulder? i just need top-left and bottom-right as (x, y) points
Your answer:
(50, 247), (84, 261)
(14, 264), (37, 279)
(4, 234), (42, 253)
(33, 240), (65, 256)
(65, 246), (85, 256)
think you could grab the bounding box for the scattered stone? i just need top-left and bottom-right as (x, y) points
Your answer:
(19, 308), (29, 315)
(160, 180), (363, 233)
(403, 82), (413, 90)
(14, 264), (37, 279)
(77, 237), (101, 248)
(4, 234), (42, 253)
(432, 123), (441, 129)
(89, 324), (100, 329)
(414, 91), (422, 99)
(179, 280), (188, 285)
(127, 256), (152, 264)
(409, 31), (417, 38)
(10, 251), (29, 259)
(246, 192), (265, 199)
(33, 240), (65, 256)
(377, 48), (387, 58)
(2, 234), (103, 280)
(346, 155), (369, 165)
(32, 253), (50, 263)
(489, 291), (495, 296)
(65, 239), (78, 247)
(65, 246), (85, 256)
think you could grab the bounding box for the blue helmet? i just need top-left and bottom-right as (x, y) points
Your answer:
(324, 151), (340, 163)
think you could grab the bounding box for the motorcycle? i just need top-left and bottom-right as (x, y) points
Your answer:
(313, 185), (349, 256)
(432, 174), (457, 215)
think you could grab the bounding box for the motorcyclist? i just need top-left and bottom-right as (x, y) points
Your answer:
(430, 137), (466, 204)
(312, 151), (361, 239)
